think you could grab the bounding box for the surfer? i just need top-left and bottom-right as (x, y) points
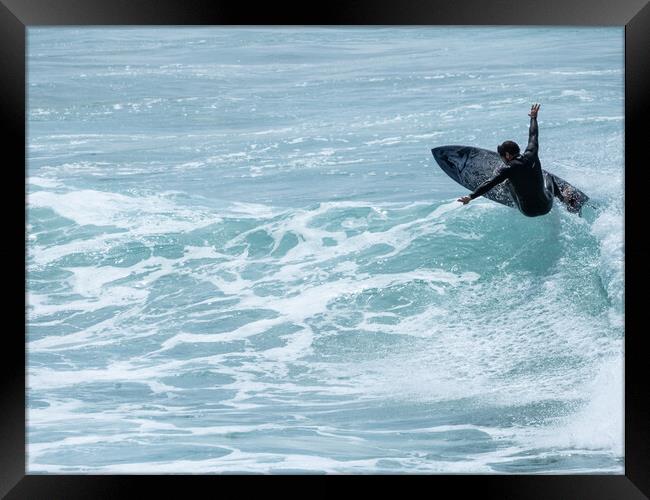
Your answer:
(457, 103), (577, 216)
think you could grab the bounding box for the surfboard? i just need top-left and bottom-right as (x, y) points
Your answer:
(431, 145), (589, 214)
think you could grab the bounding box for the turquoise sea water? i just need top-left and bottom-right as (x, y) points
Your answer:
(27, 27), (624, 473)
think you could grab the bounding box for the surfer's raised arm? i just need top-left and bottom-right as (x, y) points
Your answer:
(523, 103), (540, 158)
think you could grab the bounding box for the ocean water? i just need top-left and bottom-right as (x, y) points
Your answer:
(26, 27), (624, 474)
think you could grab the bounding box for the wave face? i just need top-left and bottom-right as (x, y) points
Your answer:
(27, 27), (624, 473)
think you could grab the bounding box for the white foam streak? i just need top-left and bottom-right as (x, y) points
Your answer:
(29, 189), (215, 234)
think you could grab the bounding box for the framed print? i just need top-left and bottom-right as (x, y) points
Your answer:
(2, 0), (649, 497)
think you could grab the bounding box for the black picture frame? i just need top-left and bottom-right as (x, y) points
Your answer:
(3, 0), (648, 497)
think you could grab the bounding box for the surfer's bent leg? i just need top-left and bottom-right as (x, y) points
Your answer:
(549, 176), (565, 202)
(548, 174), (580, 212)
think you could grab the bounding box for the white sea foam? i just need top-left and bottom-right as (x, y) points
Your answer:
(28, 176), (63, 188)
(28, 190), (217, 269)
(591, 208), (624, 326)
(568, 116), (623, 123)
(545, 354), (623, 454)
(550, 69), (622, 76)
(557, 89), (594, 102)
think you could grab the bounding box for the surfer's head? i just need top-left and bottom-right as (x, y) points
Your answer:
(497, 141), (520, 163)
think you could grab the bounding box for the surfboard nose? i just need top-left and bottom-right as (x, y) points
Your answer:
(432, 146), (454, 169)
(431, 147), (448, 165)
(431, 145), (472, 184)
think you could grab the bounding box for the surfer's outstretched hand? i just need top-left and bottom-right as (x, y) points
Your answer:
(458, 196), (472, 205)
(529, 103), (540, 118)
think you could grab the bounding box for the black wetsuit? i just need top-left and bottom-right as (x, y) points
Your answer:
(469, 117), (563, 217)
